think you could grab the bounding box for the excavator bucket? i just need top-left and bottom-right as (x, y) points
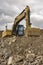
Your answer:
(2, 30), (12, 38)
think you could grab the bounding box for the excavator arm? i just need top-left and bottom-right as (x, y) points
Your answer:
(12, 6), (31, 35)
(12, 10), (25, 35)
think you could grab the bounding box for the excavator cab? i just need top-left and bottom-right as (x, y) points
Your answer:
(16, 25), (24, 36)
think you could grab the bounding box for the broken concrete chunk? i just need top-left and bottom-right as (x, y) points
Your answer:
(14, 55), (24, 63)
(8, 56), (13, 65)
(26, 53), (36, 62)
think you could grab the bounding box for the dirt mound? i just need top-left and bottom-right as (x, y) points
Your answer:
(0, 30), (43, 65)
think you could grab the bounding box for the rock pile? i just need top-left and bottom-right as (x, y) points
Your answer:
(0, 36), (43, 65)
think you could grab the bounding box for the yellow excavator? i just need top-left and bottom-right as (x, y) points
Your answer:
(2, 6), (40, 38)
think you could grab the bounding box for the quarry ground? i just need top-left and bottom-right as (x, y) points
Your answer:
(0, 30), (43, 65)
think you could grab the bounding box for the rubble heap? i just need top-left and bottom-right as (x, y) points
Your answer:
(0, 35), (43, 65)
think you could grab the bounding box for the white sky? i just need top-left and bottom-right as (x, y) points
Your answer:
(0, 0), (43, 30)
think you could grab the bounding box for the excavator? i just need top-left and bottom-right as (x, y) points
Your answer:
(2, 6), (40, 38)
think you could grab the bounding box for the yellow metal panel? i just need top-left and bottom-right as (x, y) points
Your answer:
(25, 28), (40, 37)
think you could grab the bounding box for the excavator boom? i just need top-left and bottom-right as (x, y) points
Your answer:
(12, 6), (31, 35)
(2, 6), (32, 37)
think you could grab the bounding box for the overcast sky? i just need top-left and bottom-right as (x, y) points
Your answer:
(0, 0), (43, 30)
